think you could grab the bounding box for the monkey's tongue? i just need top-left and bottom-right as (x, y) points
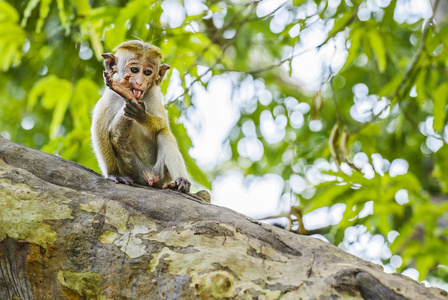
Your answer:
(133, 89), (142, 99)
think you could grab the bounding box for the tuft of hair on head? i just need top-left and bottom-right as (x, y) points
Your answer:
(131, 35), (144, 43)
(113, 40), (163, 60)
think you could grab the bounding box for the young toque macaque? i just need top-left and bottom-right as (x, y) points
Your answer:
(91, 40), (191, 193)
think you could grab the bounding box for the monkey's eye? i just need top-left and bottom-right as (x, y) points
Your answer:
(130, 67), (139, 73)
(144, 69), (152, 76)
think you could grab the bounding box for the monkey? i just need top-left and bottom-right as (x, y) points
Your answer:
(91, 40), (191, 193)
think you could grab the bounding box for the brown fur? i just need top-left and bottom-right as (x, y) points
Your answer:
(91, 40), (191, 193)
(113, 40), (163, 60)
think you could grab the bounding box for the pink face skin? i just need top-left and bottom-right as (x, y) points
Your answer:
(125, 58), (157, 100)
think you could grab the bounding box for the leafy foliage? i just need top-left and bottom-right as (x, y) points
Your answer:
(0, 0), (447, 286)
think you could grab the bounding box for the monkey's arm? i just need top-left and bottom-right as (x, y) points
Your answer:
(104, 71), (167, 133)
(154, 128), (191, 193)
(124, 100), (167, 133)
(91, 101), (134, 186)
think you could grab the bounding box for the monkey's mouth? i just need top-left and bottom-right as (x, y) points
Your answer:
(132, 89), (143, 99)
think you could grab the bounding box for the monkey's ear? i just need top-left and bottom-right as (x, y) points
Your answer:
(102, 53), (117, 75)
(156, 64), (171, 85)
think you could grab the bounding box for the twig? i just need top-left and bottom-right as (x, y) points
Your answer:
(349, 0), (441, 134)
(330, 70), (342, 123)
(245, 0), (289, 22)
(168, 1), (361, 105)
(225, 4), (361, 75)
(166, 2), (257, 104)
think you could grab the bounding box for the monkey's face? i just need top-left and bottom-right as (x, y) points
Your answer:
(125, 57), (158, 100)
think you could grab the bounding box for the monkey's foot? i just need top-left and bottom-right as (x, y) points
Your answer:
(163, 177), (191, 193)
(143, 171), (160, 187)
(106, 175), (134, 186)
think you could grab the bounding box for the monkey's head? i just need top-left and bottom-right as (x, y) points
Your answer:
(102, 41), (170, 100)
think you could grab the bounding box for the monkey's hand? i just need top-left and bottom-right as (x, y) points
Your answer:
(163, 177), (191, 193)
(124, 99), (148, 123)
(143, 171), (160, 187)
(104, 72), (136, 101)
(106, 175), (134, 186)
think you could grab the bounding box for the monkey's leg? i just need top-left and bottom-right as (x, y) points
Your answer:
(108, 115), (138, 186)
(163, 177), (191, 193)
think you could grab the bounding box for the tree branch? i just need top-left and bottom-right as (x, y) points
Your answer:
(2, 136), (446, 298)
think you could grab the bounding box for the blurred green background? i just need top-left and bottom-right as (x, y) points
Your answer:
(0, 0), (447, 289)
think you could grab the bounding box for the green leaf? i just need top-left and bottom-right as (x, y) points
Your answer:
(328, 11), (353, 38)
(36, 0), (52, 33)
(293, 0), (307, 6)
(28, 75), (72, 139)
(0, 2), (25, 71)
(49, 86), (72, 140)
(428, 68), (439, 94)
(433, 145), (448, 193)
(0, 33), (25, 71)
(341, 28), (362, 72)
(433, 82), (448, 131)
(183, 93), (191, 106)
(415, 68), (427, 105)
(90, 31), (104, 61)
(73, 0), (91, 16)
(104, 0), (156, 50)
(56, 0), (69, 34)
(425, 30), (441, 55)
(376, 215), (391, 235)
(378, 73), (402, 98)
(0, 1), (20, 23)
(439, 22), (448, 40)
(71, 78), (100, 129)
(368, 29), (387, 73)
(415, 255), (434, 281)
(28, 76), (59, 110)
(21, 0), (40, 28)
